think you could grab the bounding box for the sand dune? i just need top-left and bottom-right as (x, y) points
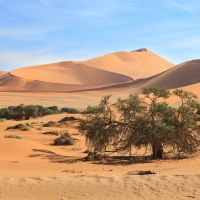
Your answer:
(80, 48), (174, 79)
(0, 70), (7, 77)
(11, 62), (132, 85)
(0, 50), (200, 199)
(0, 63), (132, 91)
(138, 59), (200, 90)
(0, 49), (175, 92)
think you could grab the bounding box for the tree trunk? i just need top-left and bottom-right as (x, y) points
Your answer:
(152, 143), (163, 159)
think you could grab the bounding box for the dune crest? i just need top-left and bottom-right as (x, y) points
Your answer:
(141, 59), (200, 89)
(79, 49), (174, 79)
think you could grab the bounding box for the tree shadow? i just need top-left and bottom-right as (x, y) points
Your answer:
(90, 154), (192, 166)
(29, 148), (83, 164)
(91, 155), (154, 166)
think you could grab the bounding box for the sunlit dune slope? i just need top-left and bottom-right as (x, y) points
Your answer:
(79, 48), (174, 79)
(11, 62), (132, 85)
(141, 59), (200, 89)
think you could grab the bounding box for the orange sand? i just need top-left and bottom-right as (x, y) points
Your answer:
(0, 49), (200, 199)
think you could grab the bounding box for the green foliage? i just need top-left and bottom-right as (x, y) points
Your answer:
(5, 135), (22, 139)
(36, 125), (43, 130)
(23, 123), (30, 131)
(61, 107), (80, 114)
(0, 105), (79, 120)
(60, 130), (70, 137)
(54, 134), (75, 146)
(79, 88), (200, 159)
(0, 118), (6, 122)
(85, 151), (101, 161)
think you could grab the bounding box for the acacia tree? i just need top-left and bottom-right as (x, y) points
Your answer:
(79, 88), (200, 159)
(171, 89), (200, 157)
(79, 95), (118, 152)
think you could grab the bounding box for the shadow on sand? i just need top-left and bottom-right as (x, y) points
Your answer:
(29, 148), (83, 164)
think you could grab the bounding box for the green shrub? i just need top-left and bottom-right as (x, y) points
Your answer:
(5, 135), (22, 139)
(23, 124), (30, 131)
(60, 130), (70, 137)
(0, 104), (69, 120)
(61, 107), (79, 114)
(54, 135), (75, 146)
(0, 118), (6, 122)
(36, 125), (43, 130)
(85, 151), (101, 161)
(42, 130), (58, 135)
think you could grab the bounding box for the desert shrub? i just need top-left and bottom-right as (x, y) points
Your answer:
(83, 149), (90, 153)
(0, 118), (6, 122)
(6, 123), (31, 131)
(6, 124), (25, 131)
(0, 104), (69, 120)
(23, 123), (30, 131)
(58, 116), (77, 123)
(47, 106), (60, 114)
(36, 125), (43, 130)
(79, 88), (200, 159)
(85, 151), (101, 161)
(61, 107), (80, 114)
(54, 135), (75, 146)
(60, 130), (70, 137)
(42, 130), (58, 136)
(43, 121), (56, 127)
(5, 135), (22, 139)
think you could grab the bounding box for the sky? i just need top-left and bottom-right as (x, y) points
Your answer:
(0, 0), (200, 71)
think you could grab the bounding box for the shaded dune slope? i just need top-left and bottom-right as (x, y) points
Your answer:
(0, 71), (7, 77)
(79, 49), (174, 79)
(141, 59), (200, 89)
(0, 62), (132, 92)
(11, 62), (132, 85)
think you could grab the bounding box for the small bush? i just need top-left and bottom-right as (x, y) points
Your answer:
(5, 135), (22, 139)
(43, 121), (56, 127)
(36, 125), (43, 130)
(6, 124), (25, 131)
(60, 130), (70, 137)
(83, 149), (90, 153)
(85, 151), (101, 161)
(23, 123), (30, 131)
(0, 118), (6, 122)
(42, 130), (58, 136)
(36, 126), (42, 130)
(61, 107), (79, 114)
(54, 135), (75, 146)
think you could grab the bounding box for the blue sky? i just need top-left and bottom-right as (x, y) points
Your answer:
(0, 0), (200, 70)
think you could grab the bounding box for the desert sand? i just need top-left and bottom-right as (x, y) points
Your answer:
(0, 49), (200, 199)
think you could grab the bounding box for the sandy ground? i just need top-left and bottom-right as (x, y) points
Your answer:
(0, 112), (200, 200)
(0, 50), (200, 199)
